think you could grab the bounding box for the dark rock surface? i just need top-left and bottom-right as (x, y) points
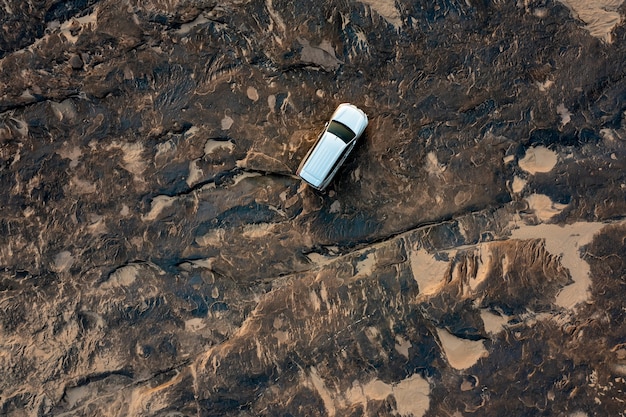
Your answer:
(1, 0), (625, 416)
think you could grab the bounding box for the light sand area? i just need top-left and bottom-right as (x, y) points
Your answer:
(558, 0), (624, 43)
(436, 329), (488, 370)
(307, 366), (430, 417)
(362, 0), (625, 41)
(510, 221), (617, 309)
(343, 373), (430, 417)
(525, 193), (568, 222)
(358, 0), (402, 28)
(519, 146), (558, 174)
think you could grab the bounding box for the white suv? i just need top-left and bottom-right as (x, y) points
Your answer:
(296, 103), (368, 190)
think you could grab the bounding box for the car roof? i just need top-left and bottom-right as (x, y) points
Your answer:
(298, 131), (348, 187)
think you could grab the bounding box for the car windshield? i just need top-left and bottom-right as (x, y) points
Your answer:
(327, 121), (356, 144)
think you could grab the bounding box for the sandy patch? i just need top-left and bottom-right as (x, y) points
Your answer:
(480, 309), (509, 335)
(246, 86), (259, 101)
(50, 100), (77, 122)
(359, 0), (402, 29)
(519, 146), (558, 174)
(242, 223), (277, 239)
(557, 103), (572, 126)
(436, 328), (488, 370)
(454, 190), (472, 206)
(273, 330), (290, 344)
(469, 244), (492, 292)
(53, 251), (74, 273)
(557, 0), (624, 43)
(265, 0), (287, 35)
(510, 221), (611, 309)
(184, 258), (215, 270)
(346, 373), (430, 417)
(185, 318), (207, 332)
(120, 204), (130, 217)
(106, 141), (147, 181)
(101, 264), (140, 288)
(231, 171), (263, 187)
(309, 367), (336, 416)
(536, 78), (555, 92)
(45, 9), (98, 44)
(56, 144), (82, 168)
(394, 374), (430, 416)
(87, 214), (107, 235)
(409, 248), (450, 297)
(142, 195), (177, 221)
(424, 151), (446, 176)
(221, 115), (234, 130)
(355, 251), (377, 278)
(329, 200), (342, 213)
(511, 176), (527, 193)
(177, 14), (209, 35)
(204, 138), (235, 156)
(306, 251), (334, 266)
(187, 159), (204, 187)
(155, 139), (176, 159)
(195, 228), (225, 247)
(309, 290), (322, 311)
(395, 335), (412, 359)
(69, 176), (97, 194)
(525, 193), (568, 221)
(299, 38), (342, 70)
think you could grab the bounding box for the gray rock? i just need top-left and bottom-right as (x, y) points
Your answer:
(69, 54), (84, 70)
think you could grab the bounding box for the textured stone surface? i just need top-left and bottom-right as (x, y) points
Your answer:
(1, 0), (626, 416)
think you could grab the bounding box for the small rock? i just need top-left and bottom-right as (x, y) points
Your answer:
(69, 54), (84, 70)
(246, 86), (259, 101)
(221, 115), (234, 130)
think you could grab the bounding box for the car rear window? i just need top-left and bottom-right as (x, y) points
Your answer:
(327, 121), (356, 143)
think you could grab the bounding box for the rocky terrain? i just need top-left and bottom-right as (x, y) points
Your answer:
(1, 0), (625, 416)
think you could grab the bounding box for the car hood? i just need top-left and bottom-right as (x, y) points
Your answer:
(332, 104), (368, 136)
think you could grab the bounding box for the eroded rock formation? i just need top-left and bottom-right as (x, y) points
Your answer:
(1, 0), (625, 416)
